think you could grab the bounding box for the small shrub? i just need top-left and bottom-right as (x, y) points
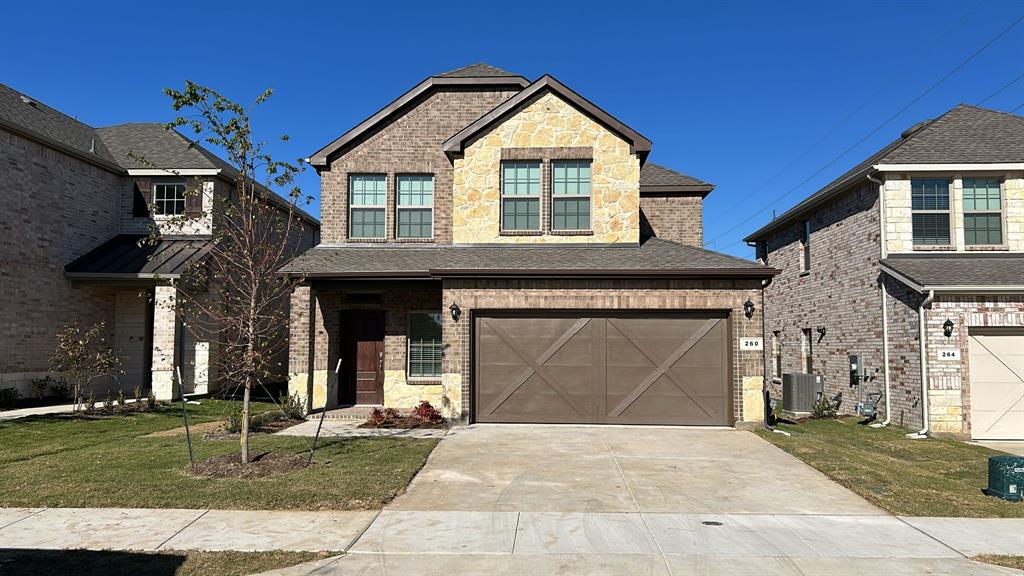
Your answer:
(102, 393), (114, 412)
(252, 410), (287, 431)
(0, 387), (20, 410)
(383, 407), (400, 421)
(812, 393), (839, 419)
(146, 390), (157, 409)
(412, 400), (442, 423)
(279, 392), (305, 420)
(51, 379), (70, 400)
(133, 385), (143, 404)
(29, 376), (50, 400)
(368, 407), (391, 426)
(84, 390), (96, 413)
(116, 389), (126, 408)
(225, 405), (245, 433)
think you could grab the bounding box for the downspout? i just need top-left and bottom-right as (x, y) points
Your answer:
(866, 173), (891, 428)
(907, 289), (935, 439)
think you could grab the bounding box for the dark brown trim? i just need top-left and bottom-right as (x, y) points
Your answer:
(308, 75), (529, 166)
(443, 75), (653, 159)
(640, 184), (715, 197)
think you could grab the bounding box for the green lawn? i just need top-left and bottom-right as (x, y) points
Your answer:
(0, 549), (332, 576)
(0, 400), (437, 510)
(756, 418), (1024, 518)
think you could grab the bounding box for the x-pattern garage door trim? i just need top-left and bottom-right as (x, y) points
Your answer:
(970, 333), (1024, 435)
(606, 317), (721, 418)
(480, 316), (592, 416)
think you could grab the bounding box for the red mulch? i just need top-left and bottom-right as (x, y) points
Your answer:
(188, 452), (309, 478)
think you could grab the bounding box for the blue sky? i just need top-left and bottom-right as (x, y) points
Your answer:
(5, 1), (1023, 257)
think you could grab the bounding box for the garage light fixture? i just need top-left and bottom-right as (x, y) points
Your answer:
(449, 303), (462, 322)
(943, 318), (955, 338)
(743, 299), (755, 319)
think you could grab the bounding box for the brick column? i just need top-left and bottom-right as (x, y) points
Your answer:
(151, 285), (178, 400)
(288, 285), (328, 411)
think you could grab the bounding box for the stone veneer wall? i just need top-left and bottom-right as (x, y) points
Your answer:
(884, 173), (1024, 253)
(923, 295), (1024, 435)
(318, 86), (519, 245)
(453, 92), (641, 244)
(441, 278), (766, 423)
(640, 193), (703, 247)
(0, 126), (123, 395)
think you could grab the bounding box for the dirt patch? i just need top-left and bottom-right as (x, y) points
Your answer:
(358, 416), (447, 430)
(202, 418), (305, 441)
(145, 420), (223, 438)
(189, 452), (310, 478)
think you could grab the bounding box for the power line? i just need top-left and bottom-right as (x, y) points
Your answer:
(977, 70), (1024, 105)
(704, 11), (1024, 250)
(1013, 101), (1024, 113)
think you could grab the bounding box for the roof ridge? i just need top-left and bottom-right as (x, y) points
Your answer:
(0, 82), (98, 131)
(950, 102), (1024, 122)
(434, 62), (522, 78)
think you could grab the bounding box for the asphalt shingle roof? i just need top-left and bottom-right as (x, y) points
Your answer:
(881, 253), (1024, 289)
(0, 83), (117, 165)
(280, 237), (777, 278)
(745, 104), (1024, 242)
(640, 163), (713, 190)
(96, 123), (226, 170)
(434, 63), (523, 78)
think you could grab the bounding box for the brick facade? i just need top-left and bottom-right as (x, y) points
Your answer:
(640, 193), (704, 246)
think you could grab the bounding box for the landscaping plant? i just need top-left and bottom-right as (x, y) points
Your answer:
(29, 376), (51, 400)
(49, 321), (123, 413)
(412, 400), (442, 423)
(134, 82), (310, 464)
(117, 389), (126, 409)
(0, 387), (19, 410)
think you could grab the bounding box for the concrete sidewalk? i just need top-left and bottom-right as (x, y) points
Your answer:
(0, 508), (375, 552)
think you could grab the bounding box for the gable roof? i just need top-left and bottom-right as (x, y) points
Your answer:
(0, 82), (120, 171)
(308, 63), (530, 166)
(96, 123), (229, 170)
(280, 237), (777, 279)
(443, 75), (653, 160)
(640, 163), (714, 195)
(745, 104), (1024, 242)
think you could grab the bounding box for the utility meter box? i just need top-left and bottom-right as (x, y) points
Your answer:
(849, 354), (864, 387)
(987, 455), (1024, 502)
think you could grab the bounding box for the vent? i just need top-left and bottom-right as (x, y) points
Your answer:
(782, 372), (823, 413)
(900, 120), (929, 139)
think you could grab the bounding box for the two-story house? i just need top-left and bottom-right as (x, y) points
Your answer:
(746, 104), (1024, 440)
(0, 83), (319, 402)
(282, 63), (778, 425)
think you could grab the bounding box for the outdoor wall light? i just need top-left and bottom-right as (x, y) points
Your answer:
(449, 303), (462, 323)
(743, 299), (755, 319)
(943, 318), (955, 338)
(816, 326), (827, 338)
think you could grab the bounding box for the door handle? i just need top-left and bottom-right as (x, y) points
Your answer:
(378, 351), (383, 373)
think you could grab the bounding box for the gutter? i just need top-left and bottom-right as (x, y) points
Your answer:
(907, 289), (935, 439)
(867, 173), (891, 428)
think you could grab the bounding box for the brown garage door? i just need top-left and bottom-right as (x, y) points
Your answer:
(474, 311), (730, 425)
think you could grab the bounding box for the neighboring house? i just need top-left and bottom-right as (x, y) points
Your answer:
(282, 63), (778, 425)
(0, 83), (319, 401)
(746, 104), (1024, 441)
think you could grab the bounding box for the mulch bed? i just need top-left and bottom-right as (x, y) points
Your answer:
(358, 416), (448, 430)
(188, 452), (310, 478)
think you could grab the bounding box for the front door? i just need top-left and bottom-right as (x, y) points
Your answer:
(342, 310), (385, 405)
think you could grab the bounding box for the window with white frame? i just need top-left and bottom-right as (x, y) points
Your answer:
(911, 179), (951, 246)
(551, 160), (592, 231)
(153, 182), (186, 215)
(397, 175), (433, 239)
(408, 312), (442, 378)
(501, 161), (540, 231)
(963, 178), (1003, 246)
(349, 174), (386, 239)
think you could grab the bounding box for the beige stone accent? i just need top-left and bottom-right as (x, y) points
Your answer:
(151, 285), (177, 400)
(452, 92), (640, 244)
(441, 373), (462, 419)
(311, 370), (329, 410)
(928, 388), (964, 434)
(383, 369), (443, 408)
(741, 376), (765, 422)
(885, 174), (1024, 253)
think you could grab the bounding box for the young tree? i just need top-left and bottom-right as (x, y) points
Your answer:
(141, 82), (310, 463)
(50, 321), (123, 412)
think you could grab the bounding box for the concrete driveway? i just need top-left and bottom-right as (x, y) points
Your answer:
(264, 426), (1020, 576)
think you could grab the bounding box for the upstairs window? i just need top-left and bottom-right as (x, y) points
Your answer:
(800, 221), (811, 272)
(153, 182), (186, 215)
(408, 312), (443, 378)
(397, 175), (433, 239)
(911, 179), (951, 246)
(349, 174), (386, 239)
(551, 160), (592, 231)
(501, 161), (540, 231)
(963, 178), (1003, 246)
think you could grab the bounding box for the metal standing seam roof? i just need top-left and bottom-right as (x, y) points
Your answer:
(64, 235), (214, 279)
(880, 253), (1024, 291)
(744, 104), (1024, 242)
(279, 237), (778, 279)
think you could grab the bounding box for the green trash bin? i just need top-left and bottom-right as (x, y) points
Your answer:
(987, 455), (1024, 502)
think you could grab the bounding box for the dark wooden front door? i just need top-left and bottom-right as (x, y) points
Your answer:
(474, 311), (730, 425)
(341, 310), (385, 405)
